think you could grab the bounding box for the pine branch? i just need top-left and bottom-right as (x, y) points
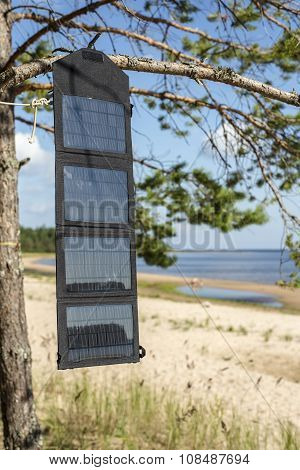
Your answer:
(15, 116), (54, 134)
(253, 0), (300, 39)
(265, 0), (300, 15)
(11, 14), (207, 67)
(2, 54), (298, 107)
(217, 109), (300, 226)
(104, 1), (254, 53)
(130, 87), (299, 155)
(14, 82), (52, 94)
(3, 0), (115, 70)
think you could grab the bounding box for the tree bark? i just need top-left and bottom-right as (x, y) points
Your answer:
(0, 1), (41, 449)
(1, 53), (299, 107)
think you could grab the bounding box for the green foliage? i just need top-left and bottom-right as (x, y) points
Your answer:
(17, 40), (52, 65)
(142, 1), (300, 274)
(144, 97), (156, 109)
(138, 163), (268, 233)
(20, 226), (55, 253)
(40, 376), (299, 449)
(277, 235), (300, 288)
(233, 7), (260, 28)
(135, 206), (176, 267)
(144, 0), (198, 23)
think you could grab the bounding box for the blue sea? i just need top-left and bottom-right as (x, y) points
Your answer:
(40, 250), (296, 285)
(136, 250), (296, 285)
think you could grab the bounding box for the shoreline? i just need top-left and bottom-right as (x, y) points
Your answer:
(137, 272), (299, 312)
(23, 254), (300, 312)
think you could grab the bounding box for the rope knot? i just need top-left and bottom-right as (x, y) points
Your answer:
(30, 97), (50, 108)
(28, 98), (51, 143)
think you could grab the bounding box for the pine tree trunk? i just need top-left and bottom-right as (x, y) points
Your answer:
(0, 1), (41, 449)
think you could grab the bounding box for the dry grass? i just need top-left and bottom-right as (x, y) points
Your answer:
(38, 376), (299, 450)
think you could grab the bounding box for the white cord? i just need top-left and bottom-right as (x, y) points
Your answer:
(0, 97), (51, 143)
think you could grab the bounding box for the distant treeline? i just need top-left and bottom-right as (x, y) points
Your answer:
(21, 226), (55, 253)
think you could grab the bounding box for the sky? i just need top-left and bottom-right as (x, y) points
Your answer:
(13, 1), (300, 250)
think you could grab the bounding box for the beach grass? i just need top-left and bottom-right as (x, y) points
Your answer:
(38, 376), (299, 450)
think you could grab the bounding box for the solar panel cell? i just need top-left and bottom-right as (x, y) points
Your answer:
(64, 165), (129, 224)
(62, 95), (126, 153)
(64, 236), (132, 293)
(66, 303), (133, 361)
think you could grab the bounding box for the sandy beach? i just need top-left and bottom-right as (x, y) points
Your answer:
(23, 256), (300, 447)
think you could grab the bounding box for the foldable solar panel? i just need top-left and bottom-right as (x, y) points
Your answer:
(53, 49), (142, 369)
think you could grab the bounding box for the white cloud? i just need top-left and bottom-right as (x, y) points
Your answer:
(16, 132), (54, 179)
(17, 132), (55, 227)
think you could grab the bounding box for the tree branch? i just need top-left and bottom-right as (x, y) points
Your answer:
(6, 4), (62, 16)
(15, 116), (54, 134)
(112, 1), (253, 52)
(3, 0), (115, 70)
(216, 107), (300, 226)
(1, 55), (299, 107)
(14, 82), (52, 95)
(20, 82), (297, 154)
(264, 0), (300, 15)
(11, 14), (207, 67)
(130, 87), (299, 155)
(253, 0), (300, 40)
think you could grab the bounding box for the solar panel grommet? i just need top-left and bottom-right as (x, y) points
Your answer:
(139, 345), (146, 359)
